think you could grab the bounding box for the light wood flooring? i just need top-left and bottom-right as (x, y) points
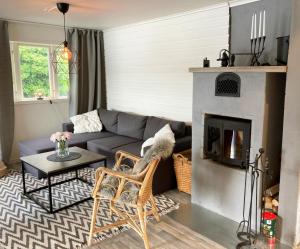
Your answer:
(86, 190), (225, 249)
(86, 189), (292, 249)
(87, 212), (225, 249)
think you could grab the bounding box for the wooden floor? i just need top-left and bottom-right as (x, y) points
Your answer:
(86, 190), (225, 249)
(87, 215), (225, 249)
(85, 189), (292, 249)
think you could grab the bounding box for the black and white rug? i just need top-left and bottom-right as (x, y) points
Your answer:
(0, 169), (179, 249)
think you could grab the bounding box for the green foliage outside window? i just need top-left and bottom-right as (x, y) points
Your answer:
(57, 60), (69, 97)
(19, 46), (50, 98)
(18, 44), (69, 99)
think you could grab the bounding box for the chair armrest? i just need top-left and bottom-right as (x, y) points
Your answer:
(115, 150), (141, 162)
(114, 150), (141, 169)
(100, 168), (143, 185)
(62, 122), (74, 133)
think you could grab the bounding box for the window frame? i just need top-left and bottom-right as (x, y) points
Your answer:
(10, 41), (69, 102)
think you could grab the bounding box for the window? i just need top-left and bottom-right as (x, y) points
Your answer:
(10, 42), (69, 101)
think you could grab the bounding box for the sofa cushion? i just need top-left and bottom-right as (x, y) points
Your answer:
(19, 131), (114, 156)
(98, 108), (119, 133)
(70, 132), (115, 147)
(19, 138), (55, 156)
(112, 141), (144, 156)
(143, 116), (186, 140)
(87, 135), (139, 154)
(117, 112), (147, 140)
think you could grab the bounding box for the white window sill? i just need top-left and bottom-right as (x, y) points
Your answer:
(14, 98), (69, 105)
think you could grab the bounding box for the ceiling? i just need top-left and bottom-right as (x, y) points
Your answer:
(0, 0), (228, 29)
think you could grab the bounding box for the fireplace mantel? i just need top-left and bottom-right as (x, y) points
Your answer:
(189, 66), (287, 73)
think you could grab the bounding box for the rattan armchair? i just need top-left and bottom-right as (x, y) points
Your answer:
(88, 150), (161, 249)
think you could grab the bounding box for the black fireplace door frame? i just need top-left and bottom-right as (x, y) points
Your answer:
(204, 117), (251, 167)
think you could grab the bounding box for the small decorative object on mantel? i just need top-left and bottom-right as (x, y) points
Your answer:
(276, 36), (290, 65)
(217, 49), (235, 67)
(203, 57), (210, 67)
(50, 132), (72, 158)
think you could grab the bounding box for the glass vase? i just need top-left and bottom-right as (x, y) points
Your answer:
(56, 140), (69, 158)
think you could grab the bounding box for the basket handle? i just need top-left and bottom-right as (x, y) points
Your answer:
(174, 153), (189, 163)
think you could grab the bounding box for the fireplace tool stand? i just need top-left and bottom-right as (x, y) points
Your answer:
(236, 148), (270, 249)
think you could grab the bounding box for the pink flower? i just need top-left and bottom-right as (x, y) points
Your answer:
(50, 132), (72, 143)
(64, 132), (72, 140)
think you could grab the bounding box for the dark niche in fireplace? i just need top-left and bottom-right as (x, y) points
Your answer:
(204, 114), (251, 168)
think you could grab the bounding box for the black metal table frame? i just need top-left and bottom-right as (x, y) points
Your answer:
(21, 159), (106, 214)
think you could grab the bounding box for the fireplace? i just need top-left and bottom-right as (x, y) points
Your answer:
(204, 115), (251, 167)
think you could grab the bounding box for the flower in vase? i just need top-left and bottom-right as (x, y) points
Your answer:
(50, 132), (72, 158)
(50, 132), (72, 143)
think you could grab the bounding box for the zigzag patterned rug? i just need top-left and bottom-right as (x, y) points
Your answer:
(0, 169), (179, 249)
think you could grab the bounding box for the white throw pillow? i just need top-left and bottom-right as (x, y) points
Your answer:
(70, 110), (103, 134)
(140, 124), (175, 156)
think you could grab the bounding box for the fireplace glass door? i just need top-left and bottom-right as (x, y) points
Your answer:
(223, 130), (244, 160)
(204, 116), (251, 167)
(206, 124), (221, 161)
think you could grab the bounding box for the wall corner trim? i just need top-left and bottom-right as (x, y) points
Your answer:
(104, 2), (229, 32)
(229, 0), (261, 7)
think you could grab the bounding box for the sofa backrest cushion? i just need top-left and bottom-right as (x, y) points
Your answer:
(98, 108), (119, 133)
(143, 116), (186, 140)
(117, 112), (147, 139)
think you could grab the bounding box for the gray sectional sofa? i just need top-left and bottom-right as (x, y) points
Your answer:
(18, 108), (191, 194)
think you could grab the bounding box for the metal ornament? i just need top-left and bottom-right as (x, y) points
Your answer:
(217, 49), (235, 67)
(250, 36), (266, 66)
(51, 2), (78, 74)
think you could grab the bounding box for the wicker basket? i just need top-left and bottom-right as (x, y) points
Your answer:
(173, 150), (192, 194)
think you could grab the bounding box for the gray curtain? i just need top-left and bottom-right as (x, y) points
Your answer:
(0, 21), (14, 165)
(67, 28), (106, 116)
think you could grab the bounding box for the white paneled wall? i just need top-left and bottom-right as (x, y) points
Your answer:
(104, 5), (229, 122)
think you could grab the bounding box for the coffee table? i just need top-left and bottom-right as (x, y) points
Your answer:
(20, 147), (107, 214)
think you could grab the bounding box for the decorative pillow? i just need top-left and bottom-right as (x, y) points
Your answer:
(140, 124), (175, 156)
(70, 110), (103, 134)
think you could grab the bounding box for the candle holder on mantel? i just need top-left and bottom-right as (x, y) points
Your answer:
(250, 36), (266, 66)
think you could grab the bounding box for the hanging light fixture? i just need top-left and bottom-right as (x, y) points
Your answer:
(51, 2), (78, 74)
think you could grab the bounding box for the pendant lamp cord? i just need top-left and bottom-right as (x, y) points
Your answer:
(63, 13), (67, 42)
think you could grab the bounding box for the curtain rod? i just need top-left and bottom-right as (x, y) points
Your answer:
(0, 18), (68, 29)
(0, 18), (103, 31)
